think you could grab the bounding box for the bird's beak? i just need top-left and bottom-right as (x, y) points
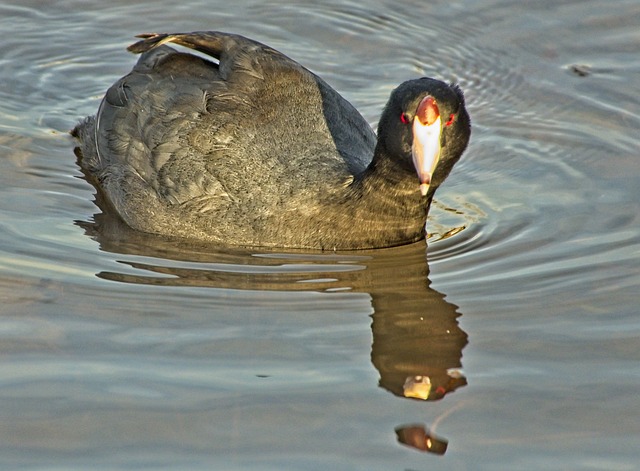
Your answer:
(412, 96), (442, 196)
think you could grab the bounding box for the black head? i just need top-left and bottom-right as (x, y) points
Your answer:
(377, 78), (471, 195)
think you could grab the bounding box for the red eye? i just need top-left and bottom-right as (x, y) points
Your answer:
(445, 113), (455, 126)
(400, 113), (410, 124)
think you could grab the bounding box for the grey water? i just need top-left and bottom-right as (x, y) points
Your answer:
(1, 0), (639, 469)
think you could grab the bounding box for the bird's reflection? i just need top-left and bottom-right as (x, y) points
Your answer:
(78, 208), (468, 455)
(368, 247), (467, 403)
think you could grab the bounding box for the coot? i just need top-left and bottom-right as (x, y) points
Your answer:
(73, 31), (470, 250)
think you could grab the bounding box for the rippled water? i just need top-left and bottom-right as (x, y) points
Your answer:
(1, 0), (639, 469)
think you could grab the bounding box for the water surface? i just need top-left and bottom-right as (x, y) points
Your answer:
(1, 0), (639, 469)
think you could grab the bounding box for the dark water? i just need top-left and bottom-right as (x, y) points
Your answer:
(1, 0), (639, 469)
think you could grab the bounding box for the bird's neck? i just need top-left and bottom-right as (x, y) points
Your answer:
(336, 146), (432, 247)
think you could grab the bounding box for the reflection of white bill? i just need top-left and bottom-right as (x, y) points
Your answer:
(403, 375), (432, 400)
(403, 369), (466, 400)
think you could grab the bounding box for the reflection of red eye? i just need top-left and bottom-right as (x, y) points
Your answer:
(400, 113), (410, 124)
(445, 113), (455, 126)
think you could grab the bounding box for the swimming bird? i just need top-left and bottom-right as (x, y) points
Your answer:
(73, 31), (470, 250)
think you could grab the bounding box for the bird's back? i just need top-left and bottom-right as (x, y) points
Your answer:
(74, 32), (377, 243)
